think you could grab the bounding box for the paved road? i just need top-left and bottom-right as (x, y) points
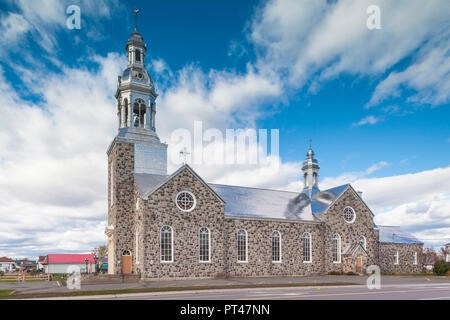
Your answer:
(3, 275), (450, 295)
(38, 282), (450, 300)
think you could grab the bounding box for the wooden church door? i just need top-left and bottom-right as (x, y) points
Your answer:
(122, 251), (132, 274)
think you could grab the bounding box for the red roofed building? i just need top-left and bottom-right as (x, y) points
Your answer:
(44, 254), (97, 274)
(0, 257), (16, 273)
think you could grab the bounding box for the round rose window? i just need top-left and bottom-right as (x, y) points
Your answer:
(342, 206), (356, 223)
(175, 191), (196, 212)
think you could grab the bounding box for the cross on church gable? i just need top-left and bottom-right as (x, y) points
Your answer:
(180, 147), (191, 165)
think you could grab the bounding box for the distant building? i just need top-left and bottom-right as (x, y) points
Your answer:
(36, 256), (46, 270)
(15, 259), (36, 271)
(44, 254), (96, 274)
(0, 257), (16, 273)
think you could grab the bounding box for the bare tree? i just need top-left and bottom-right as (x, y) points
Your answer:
(92, 245), (108, 258)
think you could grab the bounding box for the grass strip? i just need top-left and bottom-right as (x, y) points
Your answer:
(0, 290), (14, 297)
(2, 282), (357, 300)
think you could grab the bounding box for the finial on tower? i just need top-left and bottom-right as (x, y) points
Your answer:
(134, 9), (139, 32)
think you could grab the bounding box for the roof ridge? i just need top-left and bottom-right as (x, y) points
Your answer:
(377, 225), (402, 227)
(208, 182), (299, 194)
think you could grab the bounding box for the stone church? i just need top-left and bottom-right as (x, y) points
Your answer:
(105, 28), (423, 279)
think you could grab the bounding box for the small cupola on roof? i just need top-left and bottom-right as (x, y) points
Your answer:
(302, 146), (320, 197)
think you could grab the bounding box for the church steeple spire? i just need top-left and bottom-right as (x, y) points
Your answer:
(302, 144), (320, 197)
(114, 10), (157, 133)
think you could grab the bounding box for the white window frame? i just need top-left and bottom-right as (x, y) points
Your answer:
(302, 232), (312, 263)
(394, 251), (399, 265)
(332, 234), (341, 263)
(413, 252), (417, 265)
(135, 229), (139, 264)
(342, 206), (356, 224)
(358, 235), (367, 251)
(271, 231), (282, 263)
(160, 226), (174, 263)
(237, 229), (248, 263)
(199, 227), (211, 263)
(175, 191), (196, 212)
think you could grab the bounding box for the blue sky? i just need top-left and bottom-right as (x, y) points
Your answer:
(0, 0), (449, 257)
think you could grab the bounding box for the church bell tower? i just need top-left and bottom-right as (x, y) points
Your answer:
(106, 12), (167, 275)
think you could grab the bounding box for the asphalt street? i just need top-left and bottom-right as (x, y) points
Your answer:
(32, 282), (450, 300)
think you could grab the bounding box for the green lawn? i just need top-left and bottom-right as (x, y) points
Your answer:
(0, 290), (14, 297)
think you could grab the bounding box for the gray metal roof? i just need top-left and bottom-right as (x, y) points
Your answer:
(134, 173), (167, 196)
(209, 184), (314, 220)
(378, 225), (423, 244)
(134, 171), (351, 221)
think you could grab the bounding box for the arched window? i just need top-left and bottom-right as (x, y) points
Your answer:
(271, 231), (281, 263)
(135, 49), (141, 62)
(237, 229), (247, 263)
(160, 226), (173, 263)
(133, 99), (146, 128)
(123, 98), (128, 127)
(199, 227), (210, 262)
(302, 232), (312, 263)
(358, 235), (366, 251)
(332, 234), (341, 263)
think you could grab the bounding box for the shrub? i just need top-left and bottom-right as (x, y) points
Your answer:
(328, 271), (343, 275)
(0, 270), (4, 277)
(433, 260), (450, 276)
(29, 269), (41, 276)
(345, 271), (358, 276)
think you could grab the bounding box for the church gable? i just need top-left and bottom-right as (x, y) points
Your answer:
(144, 165), (225, 219)
(324, 185), (374, 229)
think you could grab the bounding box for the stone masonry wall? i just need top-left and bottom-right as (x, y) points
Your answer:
(107, 140), (136, 274)
(224, 217), (324, 277)
(379, 243), (423, 274)
(141, 168), (227, 279)
(320, 187), (379, 274)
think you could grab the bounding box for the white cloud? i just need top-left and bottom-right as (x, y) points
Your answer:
(320, 161), (389, 189)
(322, 166), (450, 247)
(352, 115), (383, 127)
(0, 53), (122, 258)
(367, 31), (450, 107)
(250, 0), (450, 107)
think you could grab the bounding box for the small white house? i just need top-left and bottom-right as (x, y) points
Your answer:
(0, 257), (16, 273)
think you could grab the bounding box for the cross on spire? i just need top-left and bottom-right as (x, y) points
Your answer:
(180, 147), (191, 165)
(134, 9), (139, 32)
(309, 138), (312, 148)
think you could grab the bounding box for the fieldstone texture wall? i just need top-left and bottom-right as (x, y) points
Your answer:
(141, 168), (227, 279)
(224, 217), (323, 277)
(379, 243), (423, 274)
(107, 140), (136, 274)
(320, 187), (379, 274)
